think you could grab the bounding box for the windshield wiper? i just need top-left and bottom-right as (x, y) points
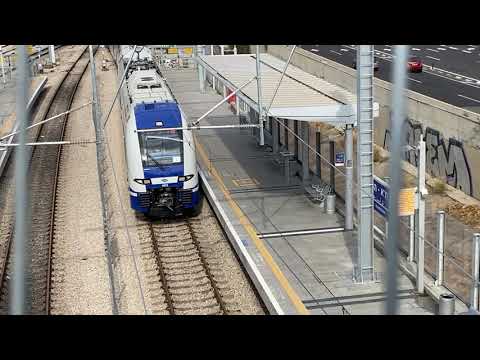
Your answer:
(146, 151), (165, 168)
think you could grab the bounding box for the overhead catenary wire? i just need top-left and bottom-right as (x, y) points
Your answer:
(102, 45), (137, 129)
(102, 46), (149, 314)
(200, 46), (474, 309)
(265, 45), (297, 115)
(0, 102), (93, 142)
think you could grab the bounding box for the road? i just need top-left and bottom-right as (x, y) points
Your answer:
(300, 45), (480, 110)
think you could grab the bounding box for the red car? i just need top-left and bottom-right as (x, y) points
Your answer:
(408, 57), (423, 73)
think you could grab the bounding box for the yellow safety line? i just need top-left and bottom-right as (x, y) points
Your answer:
(195, 137), (309, 315)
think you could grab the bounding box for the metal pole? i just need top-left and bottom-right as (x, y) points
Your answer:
(49, 45), (55, 64)
(265, 45), (297, 116)
(220, 45), (225, 55)
(198, 65), (205, 93)
(471, 233), (480, 311)
(235, 95), (240, 116)
(408, 214), (415, 262)
(0, 45), (5, 84)
(10, 45), (31, 315)
(345, 124), (353, 231)
(385, 45), (409, 314)
(89, 45), (119, 314)
(103, 45), (137, 128)
(329, 140), (335, 192)
(316, 131), (321, 178)
(435, 210), (445, 286)
(210, 45), (214, 55)
(356, 45), (375, 283)
(233, 45), (238, 55)
(272, 116), (279, 153)
(256, 45), (265, 146)
(416, 138), (427, 294)
(285, 119), (289, 151)
(301, 122), (309, 183)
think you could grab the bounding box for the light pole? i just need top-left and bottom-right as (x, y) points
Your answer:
(255, 45), (265, 146)
(0, 45), (5, 84)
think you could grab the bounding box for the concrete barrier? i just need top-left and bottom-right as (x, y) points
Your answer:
(267, 45), (480, 200)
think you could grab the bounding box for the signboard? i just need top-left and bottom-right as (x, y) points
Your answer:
(335, 152), (345, 166)
(183, 47), (193, 56)
(398, 187), (416, 216)
(373, 176), (389, 217)
(167, 47), (178, 54)
(373, 175), (416, 218)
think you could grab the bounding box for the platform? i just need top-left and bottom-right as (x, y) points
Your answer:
(162, 67), (445, 315)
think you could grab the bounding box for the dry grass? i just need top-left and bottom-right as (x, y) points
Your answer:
(430, 179), (447, 194)
(374, 146), (389, 163)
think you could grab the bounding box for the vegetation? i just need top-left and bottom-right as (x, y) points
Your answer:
(431, 179), (447, 194)
(374, 146), (389, 163)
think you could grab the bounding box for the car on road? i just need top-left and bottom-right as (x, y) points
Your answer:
(408, 56), (423, 73)
(352, 57), (380, 71)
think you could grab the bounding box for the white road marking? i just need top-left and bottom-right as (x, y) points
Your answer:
(448, 46), (459, 50)
(455, 76), (462, 79)
(329, 50), (342, 56)
(408, 77), (422, 83)
(437, 47), (447, 51)
(458, 94), (480, 104)
(340, 48), (348, 52)
(426, 55), (440, 61)
(412, 48), (421, 51)
(462, 50), (472, 54)
(383, 48), (391, 52)
(467, 47), (476, 51)
(342, 44), (480, 89)
(426, 48), (439, 53)
(310, 48), (319, 52)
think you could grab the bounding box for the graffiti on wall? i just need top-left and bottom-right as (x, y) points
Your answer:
(383, 119), (473, 196)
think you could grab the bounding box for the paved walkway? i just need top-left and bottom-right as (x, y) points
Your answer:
(163, 67), (439, 315)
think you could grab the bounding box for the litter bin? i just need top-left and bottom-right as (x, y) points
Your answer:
(438, 293), (455, 315)
(325, 194), (336, 214)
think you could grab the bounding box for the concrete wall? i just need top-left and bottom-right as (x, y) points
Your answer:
(267, 45), (480, 199)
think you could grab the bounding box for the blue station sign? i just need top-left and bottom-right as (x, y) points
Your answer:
(335, 152), (345, 166)
(373, 176), (389, 218)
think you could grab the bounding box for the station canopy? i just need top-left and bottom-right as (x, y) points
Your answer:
(197, 53), (379, 126)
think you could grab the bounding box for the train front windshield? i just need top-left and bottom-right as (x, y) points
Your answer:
(139, 130), (184, 167)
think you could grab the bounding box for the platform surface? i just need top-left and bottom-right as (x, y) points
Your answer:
(162, 67), (442, 315)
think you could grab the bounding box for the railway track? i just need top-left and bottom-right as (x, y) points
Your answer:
(0, 45), (95, 314)
(137, 205), (242, 315)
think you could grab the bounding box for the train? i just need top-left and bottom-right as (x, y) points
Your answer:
(120, 45), (153, 67)
(123, 49), (202, 217)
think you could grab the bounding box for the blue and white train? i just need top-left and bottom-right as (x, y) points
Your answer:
(124, 54), (201, 217)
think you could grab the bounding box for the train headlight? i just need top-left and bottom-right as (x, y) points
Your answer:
(134, 178), (152, 185)
(178, 175), (194, 182)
